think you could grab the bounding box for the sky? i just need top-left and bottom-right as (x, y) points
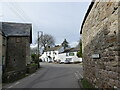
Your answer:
(0, 1), (91, 48)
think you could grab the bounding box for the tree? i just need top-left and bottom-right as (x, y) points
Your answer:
(38, 34), (55, 50)
(61, 39), (69, 49)
(77, 39), (82, 58)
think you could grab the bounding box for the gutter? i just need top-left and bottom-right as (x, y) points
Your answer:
(80, 1), (94, 34)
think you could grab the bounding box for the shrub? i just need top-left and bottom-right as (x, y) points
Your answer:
(81, 78), (94, 88)
(77, 51), (82, 58)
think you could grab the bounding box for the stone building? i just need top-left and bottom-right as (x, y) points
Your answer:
(2, 22), (32, 73)
(80, 1), (119, 88)
(0, 23), (2, 88)
(0, 28), (2, 67)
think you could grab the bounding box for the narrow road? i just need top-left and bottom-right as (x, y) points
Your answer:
(3, 62), (83, 89)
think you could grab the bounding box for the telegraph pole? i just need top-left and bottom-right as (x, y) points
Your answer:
(37, 31), (43, 68)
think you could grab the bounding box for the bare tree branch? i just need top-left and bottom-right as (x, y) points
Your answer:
(38, 34), (55, 50)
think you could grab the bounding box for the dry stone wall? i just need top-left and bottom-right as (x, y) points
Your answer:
(82, 1), (119, 88)
(0, 32), (2, 66)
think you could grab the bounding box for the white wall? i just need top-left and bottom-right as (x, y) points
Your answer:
(40, 46), (83, 63)
(59, 52), (82, 63)
(58, 53), (66, 63)
(40, 47), (64, 62)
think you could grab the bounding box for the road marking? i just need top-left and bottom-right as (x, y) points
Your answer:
(76, 71), (83, 78)
(75, 73), (79, 80)
(30, 73), (36, 77)
(7, 81), (20, 89)
(8, 85), (13, 88)
(14, 82), (20, 85)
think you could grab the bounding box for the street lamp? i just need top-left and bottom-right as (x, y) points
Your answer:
(37, 31), (43, 68)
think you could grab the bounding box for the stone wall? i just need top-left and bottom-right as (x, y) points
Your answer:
(6, 36), (30, 72)
(82, 1), (119, 88)
(2, 35), (7, 73)
(2, 69), (26, 83)
(0, 32), (2, 89)
(0, 32), (2, 66)
(26, 38), (31, 65)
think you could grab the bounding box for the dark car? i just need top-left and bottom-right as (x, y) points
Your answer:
(48, 61), (53, 63)
(39, 59), (42, 62)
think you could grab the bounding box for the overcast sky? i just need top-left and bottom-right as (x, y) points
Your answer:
(0, 1), (91, 47)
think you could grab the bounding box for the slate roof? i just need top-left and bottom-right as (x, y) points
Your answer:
(61, 48), (80, 53)
(44, 45), (62, 52)
(1, 22), (32, 43)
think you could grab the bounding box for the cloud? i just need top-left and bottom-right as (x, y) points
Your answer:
(30, 44), (37, 49)
(69, 41), (79, 47)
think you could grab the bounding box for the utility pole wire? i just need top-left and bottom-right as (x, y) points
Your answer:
(6, 2), (27, 22)
(6, 1), (43, 32)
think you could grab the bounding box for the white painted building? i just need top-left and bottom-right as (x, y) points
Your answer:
(58, 48), (82, 63)
(40, 45), (64, 62)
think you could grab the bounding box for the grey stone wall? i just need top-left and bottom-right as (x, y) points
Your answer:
(2, 36), (7, 67)
(82, 1), (119, 88)
(0, 32), (2, 89)
(6, 36), (30, 72)
(0, 32), (2, 66)
(26, 38), (31, 65)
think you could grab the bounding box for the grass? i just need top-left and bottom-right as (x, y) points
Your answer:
(81, 78), (94, 88)
(27, 63), (37, 67)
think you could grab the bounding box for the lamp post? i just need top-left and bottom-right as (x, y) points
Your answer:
(37, 31), (43, 68)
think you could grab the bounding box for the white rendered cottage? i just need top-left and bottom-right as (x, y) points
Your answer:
(58, 48), (82, 63)
(40, 45), (64, 62)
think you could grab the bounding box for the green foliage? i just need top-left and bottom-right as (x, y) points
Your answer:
(77, 51), (82, 58)
(31, 54), (40, 68)
(62, 39), (69, 49)
(31, 54), (37, 60)
(31, 54), (39, 63)
(27, 63), (37, 67)
(81, 78), (94, 88)
(77, 39), (82, 58)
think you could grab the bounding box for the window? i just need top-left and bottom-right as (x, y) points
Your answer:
(16, 38), (21, 43)
(54, 52), (56, 55)
(69, 52), (74, 56)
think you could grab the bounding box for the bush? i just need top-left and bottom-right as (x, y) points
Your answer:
(77, 51), (82, 58)
(31, 54), (40, 68)
(81, 78), (94, 88)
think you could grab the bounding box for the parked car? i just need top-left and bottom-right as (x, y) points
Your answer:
(59, 59), (65, 64)
(64, 60), (70, 64)
(48, 61), (53, 63)
(39, 59), (42, 62)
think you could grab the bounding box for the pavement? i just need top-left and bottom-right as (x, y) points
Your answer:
(2, 62), (83, 89)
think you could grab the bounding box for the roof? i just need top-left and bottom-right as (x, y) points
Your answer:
(44, 45), (62, 52)
(2, 22), (32, 43)
(61, 48), (80, 53)
(80, 1), (94, 34)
